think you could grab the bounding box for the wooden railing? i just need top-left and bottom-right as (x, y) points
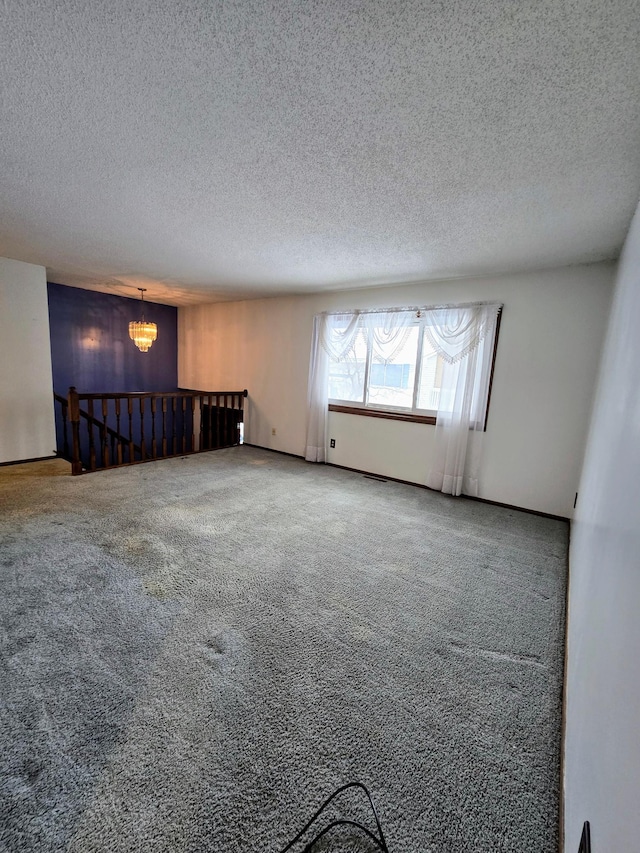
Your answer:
(54, 387), (248, 475)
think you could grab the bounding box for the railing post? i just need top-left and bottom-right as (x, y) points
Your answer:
(87, 398), (96, 471)
(60, 396), (69, 459)
(68, 386), (83, 475)
(241, 390), (247, 444)
(139, 397), (146, 461)
(181, 394), (187, 453)
(161, 397), (168, 457)
(151, 396), (157, 459)
(190, 395), (197, 452)
(115, 398), (123, 465)
(101, 398), (110, 468)
(171, 397), (177, 454)
(207, 393), (213, 450)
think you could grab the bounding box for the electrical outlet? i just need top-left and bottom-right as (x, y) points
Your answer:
(330, 439), (335, 448)
(271, 428), (276, 436)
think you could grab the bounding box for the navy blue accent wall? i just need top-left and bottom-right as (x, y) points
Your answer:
(47, 282), (178, 395)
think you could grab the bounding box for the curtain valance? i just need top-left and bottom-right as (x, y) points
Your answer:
(318, 303), (501, 366)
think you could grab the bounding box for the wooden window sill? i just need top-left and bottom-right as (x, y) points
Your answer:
(328, 404), (436, 425)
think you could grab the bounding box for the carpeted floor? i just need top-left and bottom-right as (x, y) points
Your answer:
(0, 446), (567, 853)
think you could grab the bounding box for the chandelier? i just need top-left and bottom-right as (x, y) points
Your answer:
(129, 288), (157, 352)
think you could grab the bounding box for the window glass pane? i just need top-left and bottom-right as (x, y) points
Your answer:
(367, 326), (419, 409)
(328, 333), (367, 402)
(417, 332), (445, 411)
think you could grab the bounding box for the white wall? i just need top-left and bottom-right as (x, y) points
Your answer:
(0, 257), (56, 464)
(564, 208), (640, 850)
(179, 262), (614, 517)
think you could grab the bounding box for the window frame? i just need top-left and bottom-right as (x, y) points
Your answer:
(328, 310), (501, 430)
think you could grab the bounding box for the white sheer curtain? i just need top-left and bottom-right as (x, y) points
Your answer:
(304, 314), (329, 462)
(425, 303), (501, 496)
(305, 312), (362, 461)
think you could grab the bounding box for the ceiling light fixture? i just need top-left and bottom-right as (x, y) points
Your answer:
(129, 288), (157, 352)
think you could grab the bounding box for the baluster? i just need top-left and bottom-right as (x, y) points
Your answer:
(68, 387), (82, 475)
(207, 394), (213, 450)
(151, 396), (157, 459)
(209, 394), (220, 449)
(190, 395), (196, 452)
(139, 397), (146, 460)
(87, 399), (96, 471)
(101, 398), (110, 467)
(198, 395), (204, 452)
(172, 397), (177, 454)
(115, 398), (123, 465)
(162, 397), (167, 457)
(128, 398), (134, 462)
(233, 394), (239, 444)
(181, 395), (187, 453)
(224, 393), (229, 446)
(61, 399), (69, 459)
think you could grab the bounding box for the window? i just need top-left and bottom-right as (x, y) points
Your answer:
(327, 307), (501, 426)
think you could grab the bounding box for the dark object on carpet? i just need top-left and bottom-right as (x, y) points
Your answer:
(280, 782), (389, 853)
(578, 821), (591, 853)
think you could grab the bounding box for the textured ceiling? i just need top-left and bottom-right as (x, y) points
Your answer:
(2, 0), (640, 305)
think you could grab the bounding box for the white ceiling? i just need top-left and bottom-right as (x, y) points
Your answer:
(2, 0), (639, 306)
